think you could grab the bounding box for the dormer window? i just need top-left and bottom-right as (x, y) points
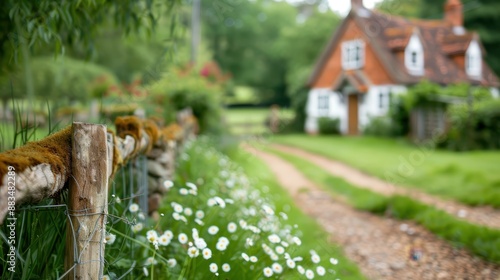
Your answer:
(342, 40), (365, 70)
(405, 33), (424, 76)
(466, 40), (482, 78)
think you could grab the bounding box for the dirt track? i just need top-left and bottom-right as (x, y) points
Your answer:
(244, 145), (500, 280)
(271, 144), (500, 230)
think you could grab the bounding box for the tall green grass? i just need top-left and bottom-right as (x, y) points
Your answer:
(269, 148), (500, 263)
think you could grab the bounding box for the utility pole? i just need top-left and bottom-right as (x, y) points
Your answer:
(191, 0), (201, 64)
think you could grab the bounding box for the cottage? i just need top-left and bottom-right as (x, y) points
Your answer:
(305, 0), (499, 135)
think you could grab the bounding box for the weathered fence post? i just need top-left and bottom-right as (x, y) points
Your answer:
(64, 122), (109, 280)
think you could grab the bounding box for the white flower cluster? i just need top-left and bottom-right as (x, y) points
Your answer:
(104, 139), (339, 279)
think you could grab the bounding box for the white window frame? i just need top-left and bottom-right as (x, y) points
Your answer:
(317, 93), (330, 116)
(466, 40), (482, 78)
(405, 34), (424, 76)
(342, 39), (365, 70)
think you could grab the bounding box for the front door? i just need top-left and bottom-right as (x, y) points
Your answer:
(348, 94), (359, 135)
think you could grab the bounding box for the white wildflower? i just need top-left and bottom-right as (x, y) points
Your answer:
(163, 180), (174, 189)
(317, 266), (326, 276)
(305, 269), (315, 279)
(311, 254), (320, 264)
(184, 208), (193, 216)
(272, 263), (283, 274)
(293, 236), (302, 246)
(207, 198), (217, 207)
(208, 226), (219, 235)
(209, 263), (218, 273)
(196, 210), (205, 219)
(178, 233), (188, 244)
(268, 234), (281, 244)
(222, 263), (231, 272)
(104, 233), (116, 245)
(131, 223), (143, 233)
(195, 238), (207, 250)
(179, 188), (188, 195)
(227, 222), (237, 233)
(158, 234), (171, 246)
(202, 248), (212, 259)
(330, 258), (338, 265)
(129, 203), (139, 213)
(297, 265), (305, 274)
(250, 256), (258, 263)
(144, 257), (157, 266)
(286, 259), (296, 269)
(186, 182), (197, 191)
(263, 267), (273, 277)
(275, 246), (285, 254)
(187, 246), (199, 258)
(167, 258), (177, 267)
(241, 252), (250, 262)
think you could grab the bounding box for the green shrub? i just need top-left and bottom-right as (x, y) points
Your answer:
(387, 96), (410, 136)
(148, 69), (225, 134)
(440, 99), (500, 150)
(362, 116), (393, 137)
(1, 57), (120, 104)
(318, 117), (340, 135)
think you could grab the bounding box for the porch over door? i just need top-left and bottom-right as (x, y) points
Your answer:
(348, 94), (359, 135)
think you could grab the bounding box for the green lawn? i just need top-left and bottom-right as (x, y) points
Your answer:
(231, 149), (365, 279)
(273, 135), (500, 208)
(224, 108), (294, 135)
(268, 147), (500, 263)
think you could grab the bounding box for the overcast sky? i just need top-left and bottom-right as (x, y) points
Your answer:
(327, 0), (384, 16)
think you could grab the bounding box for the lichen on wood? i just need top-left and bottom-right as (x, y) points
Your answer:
(0, 126), (72, 223)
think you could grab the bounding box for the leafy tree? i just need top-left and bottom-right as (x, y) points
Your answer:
(376, 0), (422, 18)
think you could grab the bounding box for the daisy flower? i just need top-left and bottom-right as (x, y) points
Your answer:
(163, 180), (174, 189)
(305, 269), (315, 279)
(250, 256), (258, 263)
(311, 254), (320, 264)
(317, 266), (326, 276)
(222, 263), (231, 272)
(178, 233), (188, 244)
(158, 234), (171, 246)
(202, 248), (212, 259)
(275, 246), (285, 254)
(195, 238), (207, 250)
(129, 203), (139, 213)
(196, 210), (205, 219)
(167, 258), (177, 267)
(187, 246), (199, 258)
(263, 267), (273, 277)
(104, 233), (116, 245)
(268, 234), (281, 244)
(184, 208), (193, 216)
(241, 252), (250, 262)
(209, 263), (218, 273)
(208, 226), (219, 235)
(227, 222), (237, 233)
(272, 263), (283, 274)
(131, 223), (143, 233)
(286, 259), (296, 269)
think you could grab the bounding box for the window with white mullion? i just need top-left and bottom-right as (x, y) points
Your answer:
(342, 40), (365, 70)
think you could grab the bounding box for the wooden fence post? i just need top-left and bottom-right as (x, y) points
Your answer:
(64, 122), (109, 279)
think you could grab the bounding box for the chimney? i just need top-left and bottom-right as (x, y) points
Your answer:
(445, 0), (463, 27)
(351, 0), (364, 9)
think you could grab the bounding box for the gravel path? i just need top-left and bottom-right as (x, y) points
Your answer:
(271, 144), (500, 230)
(245, 145), (500, 280)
